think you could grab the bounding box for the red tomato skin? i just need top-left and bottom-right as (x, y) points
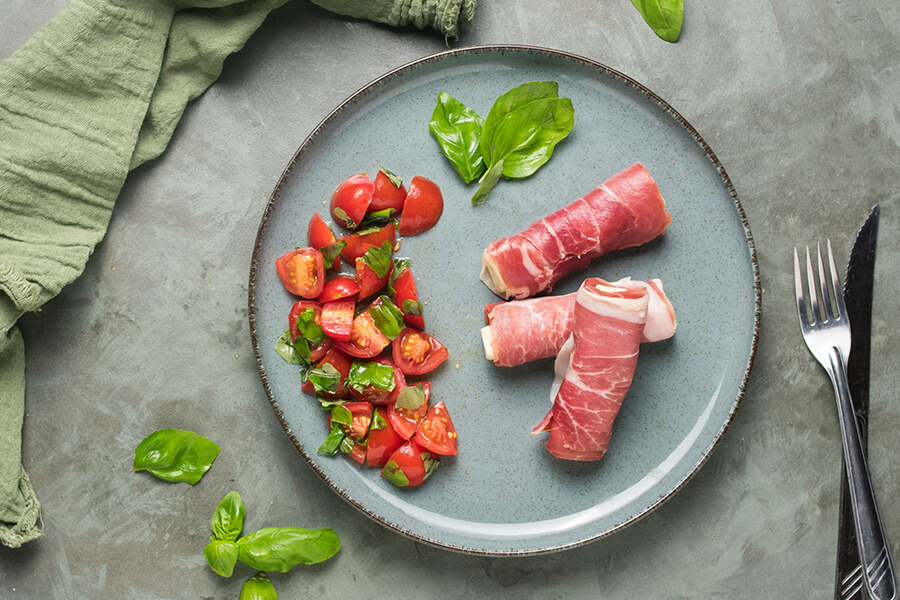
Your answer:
(338, 223), (396, 263)
(334, 309), (390, 359)
(381, 439), (434, 487)
(366, 407), (405, 467)
(320, 298), (355, 342)
(354, 257), (391, 299)
(388, 382), (430, 440)
(302, 346), (353, 399)
(317, 276), (360, 303)
(398, 176), (443, 236)
(330, 173), (373, 230)
(392, 327), (449, 376)
(308, 212), (336, 248)
(415, 401), (458, 456)
(348, 356), (406, 405)
(288, 300), (333, 362)
(390, 268), (425, 330)
(347, 442), (367, 464)
(370, 170), (407, 213)
(275, 248), (325, 298)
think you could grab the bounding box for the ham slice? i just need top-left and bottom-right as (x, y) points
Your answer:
(480, 163), (672, 300)
(532, 278), (649, 461)
(481, 277), (676, 366)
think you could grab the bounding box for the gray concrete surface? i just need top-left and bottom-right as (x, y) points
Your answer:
(2, 1), (899, 598)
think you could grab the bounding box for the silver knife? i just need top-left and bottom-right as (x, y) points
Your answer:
(835, 205), (880, 600)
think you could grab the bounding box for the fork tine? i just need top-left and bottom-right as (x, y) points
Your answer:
(794, 248), (810, 325)
(805, 246), (820, 323)
(827, 239), (847, 320)
(817, 242), (834, 322)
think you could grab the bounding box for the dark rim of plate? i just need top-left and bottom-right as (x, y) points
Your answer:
(247, 44), (762, 557)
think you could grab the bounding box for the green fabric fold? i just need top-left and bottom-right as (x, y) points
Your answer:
(0, 0), (474, 548)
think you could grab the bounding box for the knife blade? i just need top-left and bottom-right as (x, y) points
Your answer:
(834, 204), (879, 600)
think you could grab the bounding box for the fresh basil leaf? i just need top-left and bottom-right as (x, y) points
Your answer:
(356, 208), (397, 230)
(317, 423), (345, 455)
(319, 240), (346, 270)
(240, 572), (278, 600)
(378, 166), (403, 187)
(381, 460), (409, 487)
(339, 435), (356, 454)
(421, 453), (440, 481)
(203, 539), (239, 577)
(360, 240), (393, 279)
(395, 383), (426, 410)
(317, 397), (346, 410)
(330, 405), (352, 427)
(211, 491), (245, 542)
(133, 428), (220, 485)
(332, 206), (356, 229)
(346, 360), (396, 393)
(482, 93), (574, 179)
(631, 0), (683, 42)
(370, 409), (387, 431)
(236, 527), (341, 572)
(275, 330), (311, 366)
(402, 299), (424, 317)
(307, 363), (341, 395)
(367, 296), (405, 340)
(294, 308), (325, 347)
(428, 91), (486, 183)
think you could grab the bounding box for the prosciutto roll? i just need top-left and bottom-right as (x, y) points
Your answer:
(480, 163), (672, 300)
(481, 278), (675, 367)
(532, 278), (649, 461)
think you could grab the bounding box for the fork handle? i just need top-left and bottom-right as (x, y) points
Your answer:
(829, 347), (897, 600)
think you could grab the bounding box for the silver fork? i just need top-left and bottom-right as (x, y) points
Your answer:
(794, 241), (897, 600)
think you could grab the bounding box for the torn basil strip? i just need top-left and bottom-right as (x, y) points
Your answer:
(346, 360), (396, 393)
(368, 296), (405, 340)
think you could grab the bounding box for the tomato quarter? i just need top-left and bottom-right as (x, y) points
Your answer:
(348, 356), (406, 405)
(317, 276), (360, 303)
(369, 168), (407, 213)
(388, 382), (430, 440)
(381, 438), (438, 488)
(275, 248), (325, 298)
(366, 406), (405, 467)
(288, 300), (333, 362)
(390, 264), (425, 330)
(302, 346), (353, 399)
(415, 401), (457, 456)
(398, 176), (443, 236)
(335, 308), (390, 358)
(392, 327), (449, 375)
(355, 256), (391, 299)
(330, 173), (373, 230)
(320, 298), (355, 342)
(338, 223), (396, 263)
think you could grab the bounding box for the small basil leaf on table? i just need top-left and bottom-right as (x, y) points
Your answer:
(133, 428), (220, 485)
(235, 526), (341, 572)
(210, 491), (245, 542)
(203, 539), (239, 577)
(428, 91), (486, 183)
(240, 572), (277, 600)
(631, 0), (684, 42)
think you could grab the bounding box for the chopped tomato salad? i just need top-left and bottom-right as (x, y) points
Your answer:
(274, 168), (454, 488)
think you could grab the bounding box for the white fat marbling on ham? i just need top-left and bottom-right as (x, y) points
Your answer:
(532, 278), (649, 461)
(480, 163), (672, 300)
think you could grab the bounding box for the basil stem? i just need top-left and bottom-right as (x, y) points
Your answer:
(133, 428), (220, 485)
(240, 572), (277, 600)
(631, 0), (684, 42)
(236, 527), (341, 572)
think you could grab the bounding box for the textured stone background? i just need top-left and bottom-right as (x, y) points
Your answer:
(1, 1), (898, 598)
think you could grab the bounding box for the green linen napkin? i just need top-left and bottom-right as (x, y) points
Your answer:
(0, 0), (475, 548)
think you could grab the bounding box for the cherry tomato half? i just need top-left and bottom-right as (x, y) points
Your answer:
(276, 248), (325, 298)
(355, 256), (391, 299)
(320, 298), (355, 342)
(335, 308), (390, 359)
(317, 276), (360, 303)
(327, 401), (373, 441)
(381, 438), (438, 488)
(288, 300), (333, 362)
(392, 327), (449, 375)
(414, 401), (457, 456)
(330, 173), (373, 230)
(366, 406), (405, 467)
(348, 356), (406, 406)
(302, 346), (353, 399)
(308, 212), (340, 272)
(338, 223), (396, 264)
(390, 264), (425, 330)
(369, 168), (407, 213)
(388, 382), (430, 440)
(398, 176), (443, 236)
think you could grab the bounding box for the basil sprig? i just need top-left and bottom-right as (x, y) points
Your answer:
(203, 491), (341, 578)
(631, 0), (683, 42)
(346, 360), (396, 393)
(367, 296), (405, 340)
(428, 81), (575, 206)
(240, 572), (277, 600)
(133, 428), (220, 485)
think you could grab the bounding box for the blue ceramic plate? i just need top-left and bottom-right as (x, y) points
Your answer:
(249, 45), (760, 555)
